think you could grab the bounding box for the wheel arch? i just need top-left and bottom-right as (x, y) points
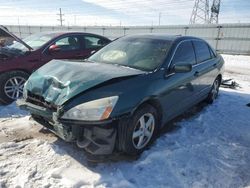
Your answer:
(132, 97), (163, 127)
(117, 97), (164, 154)
(0, 69), (31, 76)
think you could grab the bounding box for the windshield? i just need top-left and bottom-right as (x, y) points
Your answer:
(7, 33), (57, 51)
(88, 37), (173, 71)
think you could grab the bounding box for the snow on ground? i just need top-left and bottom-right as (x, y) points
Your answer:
(0, 102), (28, 118)
(0, 54), (250, 188)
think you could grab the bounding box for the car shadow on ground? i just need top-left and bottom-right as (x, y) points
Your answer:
(0, 102), (28, 118)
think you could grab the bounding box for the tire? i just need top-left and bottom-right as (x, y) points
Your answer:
(117, 104), (160, 155)
(0, 71), (29, 104)
(206, 76), (221, 104)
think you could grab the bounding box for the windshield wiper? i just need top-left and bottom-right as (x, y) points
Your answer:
(85, 60), (145, 71)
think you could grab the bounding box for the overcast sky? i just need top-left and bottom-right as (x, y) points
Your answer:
(0, 0), (249, 26)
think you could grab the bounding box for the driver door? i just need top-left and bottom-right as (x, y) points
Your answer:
(161, 40), (199, 120)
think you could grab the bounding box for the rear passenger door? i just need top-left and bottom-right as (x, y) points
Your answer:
(192, 40), (218, 95)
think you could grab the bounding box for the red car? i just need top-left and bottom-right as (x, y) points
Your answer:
(0, 26), (111, 104)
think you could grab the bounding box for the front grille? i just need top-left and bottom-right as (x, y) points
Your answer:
(27, 91), (57, 111)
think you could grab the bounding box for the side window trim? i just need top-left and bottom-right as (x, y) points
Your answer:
(169, 40), (196, 68)
(167, 39), (194, 71)
(191, 41), (198, 65)
(166, 39), (217, 74)
(208, 45), (216, 58)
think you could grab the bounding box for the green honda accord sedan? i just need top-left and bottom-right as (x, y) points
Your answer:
(17, 34), (224, 156)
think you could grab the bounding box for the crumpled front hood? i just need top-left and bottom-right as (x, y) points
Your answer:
(25, 60), (145, 106)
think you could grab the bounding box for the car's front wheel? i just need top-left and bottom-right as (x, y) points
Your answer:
(118, 104), (159, 155)
(0, 71), (29, 104)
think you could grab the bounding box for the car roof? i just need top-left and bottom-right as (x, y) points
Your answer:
(122, 34), (203, 42)
(32, 31), (110, 39)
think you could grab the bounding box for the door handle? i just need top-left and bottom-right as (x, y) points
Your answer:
(194, 71), (200, 77)
(213, 63), (218, 68)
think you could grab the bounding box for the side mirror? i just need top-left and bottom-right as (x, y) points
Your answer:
(173, 63), (192, 73)
(49, 44), (61, 53)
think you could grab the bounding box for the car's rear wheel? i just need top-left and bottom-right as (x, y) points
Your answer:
(118, 104), (159, 155)
(206, 77), (220, 104)
(0, 71), (29, 104)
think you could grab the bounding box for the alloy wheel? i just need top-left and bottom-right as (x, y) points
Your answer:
(132, 113), (155, 149)
(4, 76), (26, 100)
(211, 79), (219, 100)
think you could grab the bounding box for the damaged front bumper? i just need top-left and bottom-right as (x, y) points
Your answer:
(17, 99), (118, 155)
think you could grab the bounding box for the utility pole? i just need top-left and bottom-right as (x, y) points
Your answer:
(57, 8), (64, 26)
(190, 0), (210, 24)
(210, 0), (221, 24)
(158, 12), (162, 26)
(17, 17), (21, 37)
(74, 15), (77, 26)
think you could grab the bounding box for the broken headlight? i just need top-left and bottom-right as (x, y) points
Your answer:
(61, 96), (118, 121)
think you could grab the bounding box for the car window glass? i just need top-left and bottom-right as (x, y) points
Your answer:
(193, 40), (211, 63)
(84, 36), (109, 49)
(54, 36), (80, 51)
(89, 37), (172, 71)
(172, 41), (196, 65)
(209, 46), (216, 58)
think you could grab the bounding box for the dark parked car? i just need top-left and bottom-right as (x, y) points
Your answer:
(0, 26), (111, 104)
(18, 34), (224, 156)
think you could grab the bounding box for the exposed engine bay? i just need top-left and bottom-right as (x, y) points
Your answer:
(0, 47), (24, 61)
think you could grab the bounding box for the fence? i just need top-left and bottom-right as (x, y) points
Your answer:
(6, 23), (250, 55)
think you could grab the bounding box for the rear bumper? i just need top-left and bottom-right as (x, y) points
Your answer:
(17, 99), (119, 155)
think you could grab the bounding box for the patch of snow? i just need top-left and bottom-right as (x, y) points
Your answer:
(0, 54), (250, 188)
(0, 139), (101, 188)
